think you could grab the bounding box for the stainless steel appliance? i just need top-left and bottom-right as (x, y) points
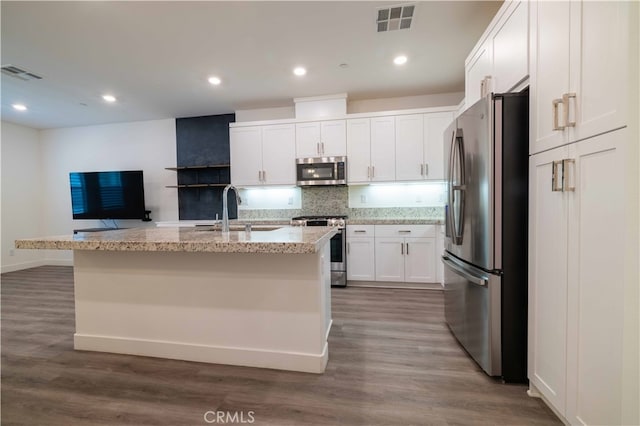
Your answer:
(291, 215), (347, 287)
(296, 157), (346, 186)
(443, 92), (529, 383)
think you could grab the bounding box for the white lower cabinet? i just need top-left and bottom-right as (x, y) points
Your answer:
(346, 224), (438, 284)
(346, 225), (375, 281)
(374, 225), (436, 283)
(529, 128), (635, 424)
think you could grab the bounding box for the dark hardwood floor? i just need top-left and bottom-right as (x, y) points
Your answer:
(1, 266), (560, 425)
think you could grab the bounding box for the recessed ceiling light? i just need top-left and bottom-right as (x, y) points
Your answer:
(339, 63), (349, 69)
(293, 67), (307, 76)
(208, 76), (221, 85)
(102, 94), (117, 103)
(394, 55), (408, 65)
(12, 103), (27, 111)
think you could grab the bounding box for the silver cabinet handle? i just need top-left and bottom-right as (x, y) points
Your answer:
(563, 93), (577, 128)
(398, 230), (411, 233)
(371, 166), (375, 178)
(262, 170), (266, 182)
(347, 242), (350, 255)
(420, 164), (424, 176)
(258, 170), (262, 182)
(321, 142), (325, 155)
(551, 161), (563, 191)
(354, 230), (367, 233)
(401, 243), (404, 255)
(562, 159), (575, 191)
(367, 166), (371, 179)
(552, 99), (565, 131)
(406, 242), (409, 255)
(424, 163), (428, 176)
(316, 142), (320, 155)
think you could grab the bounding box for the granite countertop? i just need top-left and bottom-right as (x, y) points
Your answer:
(346, 218), (444, 225)
(15, 226), (337, 254)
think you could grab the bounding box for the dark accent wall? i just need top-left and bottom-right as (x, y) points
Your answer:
(175, 114), (236, 220)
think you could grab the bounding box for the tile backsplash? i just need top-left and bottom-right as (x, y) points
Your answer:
(238, 185), (444, 221)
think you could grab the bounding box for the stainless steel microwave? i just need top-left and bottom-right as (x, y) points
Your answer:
(296, 157), (347, 186)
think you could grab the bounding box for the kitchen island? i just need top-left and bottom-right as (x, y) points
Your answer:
(15, 226), (336, 373)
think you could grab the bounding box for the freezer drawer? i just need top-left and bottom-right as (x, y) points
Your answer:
(443, 254), (502, 376)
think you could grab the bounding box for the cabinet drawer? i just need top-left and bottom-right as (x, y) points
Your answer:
(375, 225), (435, 238)
(346, 225), (375, 237)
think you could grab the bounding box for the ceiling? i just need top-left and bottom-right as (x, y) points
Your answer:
(1, 1), (502, 130)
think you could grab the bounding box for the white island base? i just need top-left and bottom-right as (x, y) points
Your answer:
(72, 244), (332, 373)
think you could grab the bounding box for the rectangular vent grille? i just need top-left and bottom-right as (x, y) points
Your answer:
(1, 64), (43, 81)
(377, 4), (415, 32)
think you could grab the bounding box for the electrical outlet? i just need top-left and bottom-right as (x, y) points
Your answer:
(360, 195), (367, 203)
(416, 196), (422, 203)
(9, 249), (15, 256)
(288, 197), (293, 205)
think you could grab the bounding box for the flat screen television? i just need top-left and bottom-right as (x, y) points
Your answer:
(70, 170), (146, 220)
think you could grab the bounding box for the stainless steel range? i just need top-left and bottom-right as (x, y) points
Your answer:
(291, 215), (347, 287)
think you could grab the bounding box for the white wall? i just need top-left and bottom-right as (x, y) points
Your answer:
(1, 121), (47, 272)
(234, 92), (465, 122)
(38, 119), (178, 263)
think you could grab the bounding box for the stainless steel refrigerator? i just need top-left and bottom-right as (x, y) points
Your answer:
(443, 92), (528, 383)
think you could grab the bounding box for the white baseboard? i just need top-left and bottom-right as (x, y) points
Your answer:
(1, 259), (47, 274)
(74, 334), (329, 373)
(1, 258), (73, 274)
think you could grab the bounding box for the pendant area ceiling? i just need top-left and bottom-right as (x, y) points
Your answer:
(1, 1), (502, 130)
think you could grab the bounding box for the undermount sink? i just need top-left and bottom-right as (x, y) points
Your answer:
(194, 225), (280, 232)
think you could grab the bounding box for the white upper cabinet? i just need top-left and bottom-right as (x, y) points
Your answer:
(423, 112), (454, 180)
(491, 1), (529, 93)
(530, 1), (629, 154)
(465, 1), (529, 108)
(346, 118), (372, 184)
(261, 124), (296, 185)
(465, 41), (493, 108)
(395, 114), (424, 181)
(370, 116), (396, 182)
(230, 124), (295, 186)
(295, 120), (346, 158)
(395, 112), (453, 181)
(230, 127), (263, 186)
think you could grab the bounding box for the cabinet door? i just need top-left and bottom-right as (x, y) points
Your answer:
(404, 237), (436, 283)
(568, 1), (628, 143)
(528, 145), (570, 412)
(491, 1), (528, 93)
(465, 40), (492, 108)
(529, 0), (571, 154)
(346, 118), (371, 184)
(262, 124), (296, 185)
(370, 117), (396, 182)
(565, 130), (625, 425)
(230, 127), (263, 186)
(295, 122), (321, 158)
(395, 114), (424, 181)
(320, 120), (346, 157)
(423, 112), (454, 180)
(346, 237), (375, 281)
(374, 237), (404, 282)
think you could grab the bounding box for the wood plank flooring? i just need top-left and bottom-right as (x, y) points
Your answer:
(1, 266), (560, 425)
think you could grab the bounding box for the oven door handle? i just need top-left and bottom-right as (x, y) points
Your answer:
(442, 255), (487, 287)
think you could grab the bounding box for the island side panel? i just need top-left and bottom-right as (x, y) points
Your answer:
(72, 244), (331, 373)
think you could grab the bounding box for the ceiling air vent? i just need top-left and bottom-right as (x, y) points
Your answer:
(377, 4), (415, 32)
(1, 64), (43, 81)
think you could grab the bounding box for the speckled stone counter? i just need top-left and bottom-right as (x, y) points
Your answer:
(346, 218), (444, 225)
(15, 225), (337, 254)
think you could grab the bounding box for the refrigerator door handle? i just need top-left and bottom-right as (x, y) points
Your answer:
(442, 255), (488, 287)
(448, 130), (466, 245)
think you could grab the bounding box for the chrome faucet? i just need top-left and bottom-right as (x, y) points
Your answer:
(222, 184), (241, 232)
